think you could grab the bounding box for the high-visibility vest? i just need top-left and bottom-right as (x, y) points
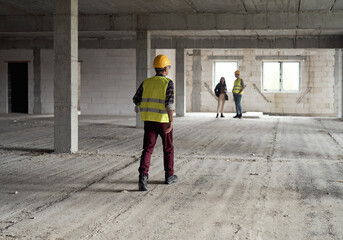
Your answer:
(140, 76), (170, 123)
(233, 78), (244, 94)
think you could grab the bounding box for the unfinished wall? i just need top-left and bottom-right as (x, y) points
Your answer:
(39, 49), (137, 115)
(0, 50), (34, 114)
(0, 49), (176, 116)
(186, 49), (338, 116)
(0, 48), (340, 117)
(79, 49), (136, 115)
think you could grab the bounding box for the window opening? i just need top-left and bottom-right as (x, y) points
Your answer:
(214, 61), (238, 90)
(262, 61), (300, 92)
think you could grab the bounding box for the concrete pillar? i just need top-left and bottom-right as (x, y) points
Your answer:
(192, 50), (202, 112)
(335, 49), (343, 119)
(176, 48), (186, 117)
(33, 48), (41, 114)
(53, 0), (78, 153)
(136, 16), (151, 128)
(149, 49), (156, 77)
(341, 50), (343, 120)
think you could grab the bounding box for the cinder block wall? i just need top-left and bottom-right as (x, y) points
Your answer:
(40, 49), (137, 115)
(79, 49), (136, 115)
(0, 49), (176, 116)
(186, 49), (338, 116)
(1, 48), (339, 117)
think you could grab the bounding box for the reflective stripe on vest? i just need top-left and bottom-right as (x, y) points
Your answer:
(233, 78), (244, 94)
(140, 76), (170, 123)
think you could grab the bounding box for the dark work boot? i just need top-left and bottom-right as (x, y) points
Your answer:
(165, 174), (178, 185)
(221, 113), (225, 118)
(238, 114), (242, 119)
(216, 113), (219, 118)
(138, 174), (148, 191)
(233, 114), (239, 118)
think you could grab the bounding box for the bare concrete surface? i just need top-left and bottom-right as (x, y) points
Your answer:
(0, 113), (343, 240)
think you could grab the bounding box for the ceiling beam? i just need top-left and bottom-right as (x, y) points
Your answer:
(0, 12), (342, 33)
(1, 35), (342, 49)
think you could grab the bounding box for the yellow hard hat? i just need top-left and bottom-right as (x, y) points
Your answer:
(153, 55), (171, 69)
(235, 70), (240, 75)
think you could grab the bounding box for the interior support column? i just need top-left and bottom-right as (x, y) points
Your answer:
(176, 48), (186, 117)
(334, 49), (343, 119)
(53, 0), (78, 153)
(136, 17), (151, 128)
(192, 50), (202, 112)
(341, 50), (343, 120)
(33, 48), (41, 114)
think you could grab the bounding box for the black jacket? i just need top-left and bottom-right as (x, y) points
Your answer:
(214, 82), (227, 97)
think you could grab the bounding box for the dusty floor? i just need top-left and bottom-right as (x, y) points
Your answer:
(0, 113), (342, 240)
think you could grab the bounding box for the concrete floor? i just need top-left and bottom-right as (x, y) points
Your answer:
(0, 113), (342, 239)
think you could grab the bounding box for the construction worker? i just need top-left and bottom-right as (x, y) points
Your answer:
(133, 54), (178, 191)
(232, 70), (245, 118)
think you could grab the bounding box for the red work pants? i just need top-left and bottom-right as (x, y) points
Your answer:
(139, 121), (174, 178)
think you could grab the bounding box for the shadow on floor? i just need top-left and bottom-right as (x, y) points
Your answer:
(0, 146), (54, 154)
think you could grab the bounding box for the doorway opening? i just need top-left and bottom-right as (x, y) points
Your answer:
(8, 62), (28, 113)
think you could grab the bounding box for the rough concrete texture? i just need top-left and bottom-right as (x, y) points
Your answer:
(186, 49), (340, 117)
(0, 113), (342, 239)
(1, 48), (341, 117)
(53, 0), (78, 153)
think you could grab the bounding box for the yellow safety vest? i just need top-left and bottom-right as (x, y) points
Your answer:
(233, 78), (244, 95)
(140, 76), (170, 123)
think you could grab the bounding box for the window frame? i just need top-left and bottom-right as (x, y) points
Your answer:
(262, 60), (301, 93)
(213, 60), (238, 90)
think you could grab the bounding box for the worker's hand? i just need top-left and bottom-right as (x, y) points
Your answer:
(134, 105), (139, 113)
(165, 122), (173, 134)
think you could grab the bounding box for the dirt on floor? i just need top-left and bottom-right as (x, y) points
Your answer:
(0, 113), (342, 240)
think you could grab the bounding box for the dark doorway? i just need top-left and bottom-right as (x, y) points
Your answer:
(8, 62), (28, 113)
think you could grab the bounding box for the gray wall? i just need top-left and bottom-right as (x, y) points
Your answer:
(186, 49), (340, 116)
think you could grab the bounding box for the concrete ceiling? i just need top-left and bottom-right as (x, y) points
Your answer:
(0, 0), (342, 46)
(0, 0), (343, 15)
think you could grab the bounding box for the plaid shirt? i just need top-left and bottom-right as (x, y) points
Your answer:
(133, 74), (175, 111)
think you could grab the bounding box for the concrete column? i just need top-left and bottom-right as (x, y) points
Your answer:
(176, 48), (186, 116)
(33, 48), (41, 114)
(53, 0), (78, 153)
(335, 49), (343, 119)
(135, 17), (151, 128)
(149, 49), (156, 77)
(341, 50), (343, 120)
(192, 50), (202, 112)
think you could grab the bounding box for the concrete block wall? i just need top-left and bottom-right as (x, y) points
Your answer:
(39, 49), (137, 115)
(0, 50), (33, 114)
(79, 49), (136, 115)
(186, 49), (338, 116)
(0, 49), (176, 116)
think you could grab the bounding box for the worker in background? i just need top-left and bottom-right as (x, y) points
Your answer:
(133, 54), (178, 191)
(232, 70), (245, 119)
(214, 77), (228, 118)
